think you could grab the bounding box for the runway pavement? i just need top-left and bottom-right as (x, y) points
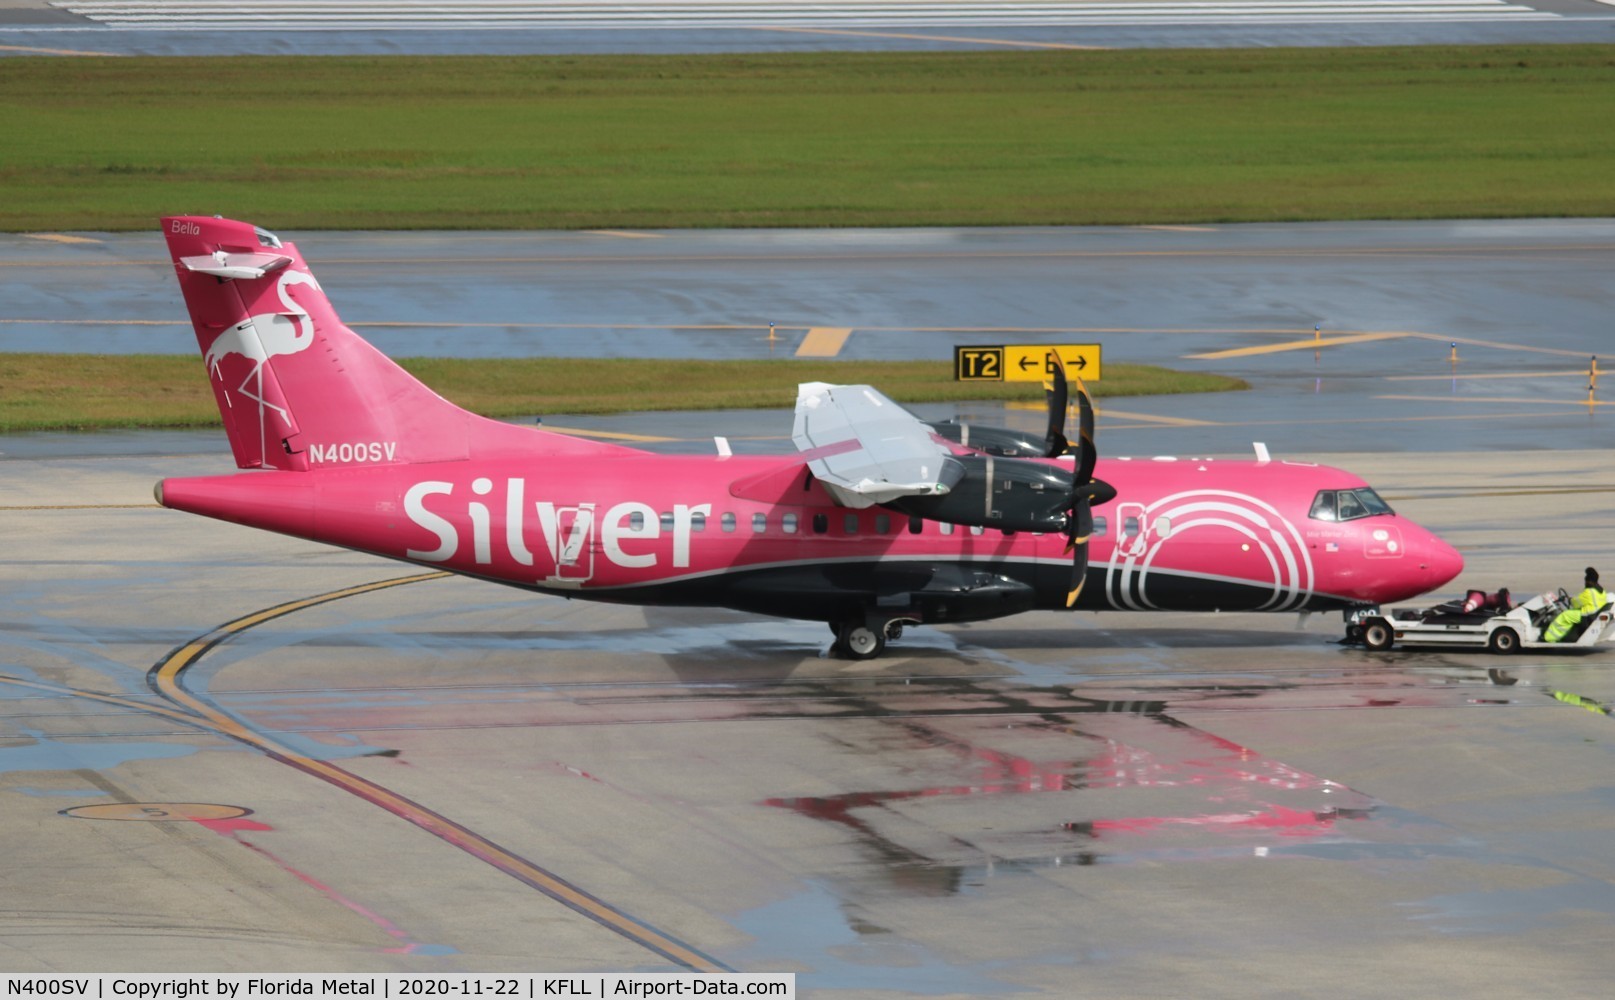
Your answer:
(1, 0), (1611, 56)
(4, 442), (1615, 990)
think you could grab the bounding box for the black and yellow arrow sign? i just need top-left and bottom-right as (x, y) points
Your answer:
(954, 344), (1101, 382)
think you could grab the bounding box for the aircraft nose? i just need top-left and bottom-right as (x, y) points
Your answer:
(1420, 531), (1464, 589)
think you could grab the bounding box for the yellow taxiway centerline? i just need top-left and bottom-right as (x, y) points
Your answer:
(24, 233), (104, 245)
(1187, 331), (1409, 360)
(1089, 407), (1216, 427)
(140, 572), (730, 972)
(0, 44), (119, 57)
(1403, 332), (1596, 359)
(0, 504), (162, 511)
(534, 425), (676, 443)
(1376, 394), (1611, 407)
(1385, 371), (1591, 382)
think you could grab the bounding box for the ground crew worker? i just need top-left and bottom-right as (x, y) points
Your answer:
(1545, 567), (1608, 642)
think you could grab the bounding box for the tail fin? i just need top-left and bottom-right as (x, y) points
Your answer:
(163, 216), (627, 470)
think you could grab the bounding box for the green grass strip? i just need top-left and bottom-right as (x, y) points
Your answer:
(0, 356), (1243, 432)
(2, 47), (1613, 231)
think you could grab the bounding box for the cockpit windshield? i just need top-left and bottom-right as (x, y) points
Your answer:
(1309, 487), (1394, 522)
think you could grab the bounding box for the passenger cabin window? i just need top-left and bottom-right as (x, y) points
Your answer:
(1093, 516), (1108, 537)
(1310, 488), (1395, 522)
(783, 513), (798, 534)
(630, 511), (645, 530)
(721, 512), (736, 533)
(908, 516), (923, 535)
(812, 513), (828, 534)
(660, 512), (675, 532)
(940, 522), (955, 536)
(844, 514), (859, 534)
(970, 525), (984, 536)
(876, 514), (891, 534)
(752, 513), (767, 533)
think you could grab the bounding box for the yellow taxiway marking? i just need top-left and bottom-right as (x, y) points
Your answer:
(136, 572), (728, 973)
(535, 425), (675, 443)
(795, 327), (852, 358)
(0, 673), (220, 730)
(1377, 394), (1613, 408)
(0, 44), (119, 57)
(1101, 409), (1584, 433)
(1385, 370), (1591, 382)
(749, 25), (1108, 49)
(24, 233), (103, 245)
(1187, 331), (1409, 360)
(0, 503), (161, 511)
(585, 230), (664, 239)
(1089, 407), (1215, 427)
(1403, 332), (1595, 359)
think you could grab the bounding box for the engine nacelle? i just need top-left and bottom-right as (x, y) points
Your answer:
(886, 455), (1071, 533)
(926, 421), (1050, 459)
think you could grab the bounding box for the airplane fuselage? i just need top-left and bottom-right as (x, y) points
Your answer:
(154, 215), (1465, 655)
(160, 449), (1462, 627)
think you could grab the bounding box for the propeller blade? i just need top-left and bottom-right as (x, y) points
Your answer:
(1065, 502), (1092, 608)
(1057, 365), (1105, 609)
(1043, 352), (1070, 458)
(1074, 374), (1097, 487)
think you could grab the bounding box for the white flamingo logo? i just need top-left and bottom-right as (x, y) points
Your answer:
(204, 268), (321, 459)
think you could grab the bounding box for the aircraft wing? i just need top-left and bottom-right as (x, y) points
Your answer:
(792, 382), (962, 508)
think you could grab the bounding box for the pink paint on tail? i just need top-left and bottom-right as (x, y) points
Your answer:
(162, 215), (635, 471)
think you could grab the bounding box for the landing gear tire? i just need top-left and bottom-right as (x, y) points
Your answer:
(1362, 618), (1395, 653)
(1487, 627), (1521, 655)
(836, 623), (885, 660)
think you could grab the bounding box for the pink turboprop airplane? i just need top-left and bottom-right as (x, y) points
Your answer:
(156, 217), (1463, 658)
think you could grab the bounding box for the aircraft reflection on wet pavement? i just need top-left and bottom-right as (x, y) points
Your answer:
(154, 217), (1463, 659)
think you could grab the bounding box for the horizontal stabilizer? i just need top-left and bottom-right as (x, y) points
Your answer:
(181, 251), (294, 280)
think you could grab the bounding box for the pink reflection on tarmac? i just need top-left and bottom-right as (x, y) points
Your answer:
(765, 714), (1374, 868)
(190, 813), (450, 955)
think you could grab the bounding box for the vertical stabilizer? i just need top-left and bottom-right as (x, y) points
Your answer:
(163, 216), (625, 471)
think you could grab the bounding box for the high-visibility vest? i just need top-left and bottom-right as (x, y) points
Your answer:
(1574, 586), (1607, 615)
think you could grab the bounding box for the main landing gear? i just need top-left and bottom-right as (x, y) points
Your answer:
(830, 619), (909, 660)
